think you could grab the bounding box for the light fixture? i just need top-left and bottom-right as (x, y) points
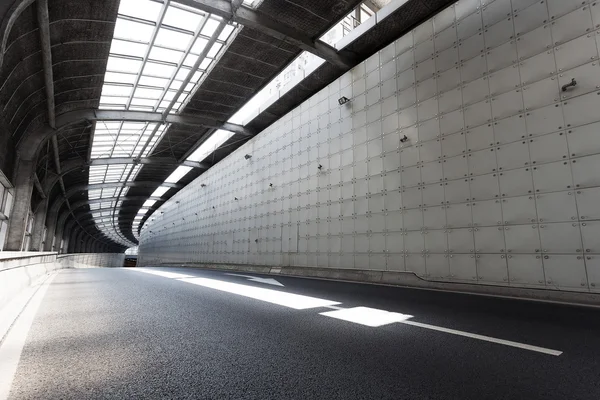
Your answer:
(561, 78), (577, 92)
(400, 135), (409, 143)
(244, 154), (252, 160)
(318, 164), (323, 170)
(201, 184), (206, 187)
(338, 96), (351, 105)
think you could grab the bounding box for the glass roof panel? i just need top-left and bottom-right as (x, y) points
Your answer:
(218, 24), (235, 41)
(134, 87), (164, 99)
(104, 71), (138, 84)
(164, 166), (192, 183)
(207, 43), (222, 58)
(155, 28), (193, 51)
(131, 98), (158, 107)
(182, 53), (199, 68)
(149, 47), (184, 64)
(99, 96), (128, 105)
(151, 186), (170, 197)
(110, 39), (148, 58)
(102, 84), (133, 97)
(187, 129), (234, 162)
(138, 75), (170, 88)
(143, 200), (157, 208)
(113, 18), (154, 42)
(106, 56), (143, 74)
(191, 37), (208, 54)
(94, 2), (240, 247)
(163, 7), (204, 31)
(118, 0), (163, 21)
(143, 62), (176, 77)
(201, 18), (219, 36)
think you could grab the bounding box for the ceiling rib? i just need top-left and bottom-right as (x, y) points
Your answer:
(176, 0), (356, 68)
(18, 109), (252, 161)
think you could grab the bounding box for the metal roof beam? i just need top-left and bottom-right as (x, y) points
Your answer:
(19, 109), (253, 161)
(70, 181), (182, 198)
(88, 157), (209, 169)
(176, 0), (356, 68)
(42, 157), (208, 195)
(33, 173), (46, 199)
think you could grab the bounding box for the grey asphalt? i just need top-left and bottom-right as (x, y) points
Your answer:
(7, 267), (600, 400)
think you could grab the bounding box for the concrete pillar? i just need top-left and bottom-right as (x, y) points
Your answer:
(81, 235), (88, 253)
(85, 236), (93, 253)
(60, 230), (69, 254)
(60, 237), (66, 253)
(5, 160), (35, 251)
(67, 226), (79, 253)
(30, 198), (49, 251)
(75, 231), (85, 253)
(43, 205), (59, 251)
(53, 214), (66, 252)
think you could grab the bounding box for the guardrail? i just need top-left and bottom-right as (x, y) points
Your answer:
(0, 253), (125, 312)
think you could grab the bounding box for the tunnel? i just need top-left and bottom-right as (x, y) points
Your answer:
(1, 0), (600, 398)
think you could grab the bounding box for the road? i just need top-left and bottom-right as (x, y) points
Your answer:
(3, 266), (600, 399)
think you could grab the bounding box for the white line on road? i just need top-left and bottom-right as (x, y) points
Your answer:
(129, 268), (562, 356)
(225, 273), (284, 286)
(400, 320), (562, 356)
(0, 272), (58, 400)
(322, 305), (344, 310)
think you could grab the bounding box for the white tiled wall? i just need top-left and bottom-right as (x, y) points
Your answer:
(139, 0), (600, 293)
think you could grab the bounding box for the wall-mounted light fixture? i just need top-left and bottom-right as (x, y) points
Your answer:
(244, 154), (252, 160)
(318, 164), (323, 170)
(562, 78), (577, 92)
(400, 135), (409, 143)
(269, 183), (273, 187)
(201, 184), (206, 187)
(338, 96), (351, 105)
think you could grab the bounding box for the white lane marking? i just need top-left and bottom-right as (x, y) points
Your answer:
(0, 272), (58, 400)
(128, 268), (562, 355)
(400, 320), (562, 356)
(225, 273), (284, 286)
(321, 307), (413, 327)
(322, 305), (344, 310)
(127, 268), (194, 279)
(178, 277), (340, 310)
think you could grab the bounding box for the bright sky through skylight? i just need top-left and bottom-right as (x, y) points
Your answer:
(91, 0), (238, 246)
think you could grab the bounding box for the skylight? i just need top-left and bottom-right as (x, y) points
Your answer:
(228, 1), (381, 126)
(91, 0), (240, 246)
(131, 127), (235, 237)
(165, 166), (193, 184)
(99, 0), (236, 114)
(151, 187), (171, 197)
(187, 129), (234, 162)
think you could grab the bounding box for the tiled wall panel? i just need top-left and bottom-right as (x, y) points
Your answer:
(139, 0), (600, 293)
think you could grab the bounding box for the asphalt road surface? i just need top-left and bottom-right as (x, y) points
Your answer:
(4, 266), (600, 399)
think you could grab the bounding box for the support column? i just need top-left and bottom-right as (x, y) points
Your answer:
(81, 235), (88, 253)
(60, 229), (69, 254)
(44, 206), (59, 251)
(67, 226), (79, 253)
(84, 236), (92, 253)
(30, 198), (49, 251)
(53, 213), (66, 252)
(75, 231), (85, 253)
(60, 236), (66, 253)
(6, 160), (35, 251)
